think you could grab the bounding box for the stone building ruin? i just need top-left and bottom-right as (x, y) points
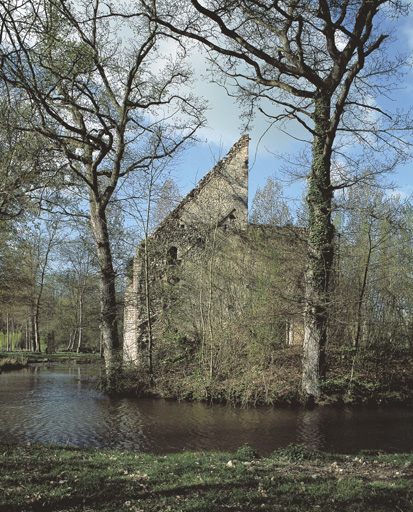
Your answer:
(123, 135), (304, 364)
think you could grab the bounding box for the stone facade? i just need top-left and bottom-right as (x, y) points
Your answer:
(123, 135), (250, 362)
(123, 135), (304, 363)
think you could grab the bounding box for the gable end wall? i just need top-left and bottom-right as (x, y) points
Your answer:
(123, 135), (250, 362)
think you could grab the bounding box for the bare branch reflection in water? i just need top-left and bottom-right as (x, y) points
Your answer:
(0, 365), (411, 454)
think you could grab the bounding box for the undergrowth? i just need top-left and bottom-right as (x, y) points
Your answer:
(101, 347), (413, 407)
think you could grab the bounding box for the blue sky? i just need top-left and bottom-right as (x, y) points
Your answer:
(171, 7), (413, 214)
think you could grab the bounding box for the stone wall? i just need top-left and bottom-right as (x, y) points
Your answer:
(123, 135), (307, 365)
(123, 135), (250, 363)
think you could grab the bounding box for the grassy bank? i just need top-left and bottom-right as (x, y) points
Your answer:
(0, 443), (411, 512)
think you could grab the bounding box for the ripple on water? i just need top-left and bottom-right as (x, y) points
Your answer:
(0, 365), (412, 454)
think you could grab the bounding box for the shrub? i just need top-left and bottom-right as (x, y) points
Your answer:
(275, 443), (319, 462)
(234, 443), (260, 461)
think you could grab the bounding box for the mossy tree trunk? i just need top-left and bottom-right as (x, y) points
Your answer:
(302, 92), (335, 400)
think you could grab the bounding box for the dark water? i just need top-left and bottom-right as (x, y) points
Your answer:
(0, 364), (411, 455)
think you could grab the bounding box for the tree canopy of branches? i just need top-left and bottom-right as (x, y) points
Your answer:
(146, 0), (413, 399)
(0, 93), (57, 218)
(250, 175), (293, 226)
(0, 0), (205, 367)
(333, 181), (413, 355)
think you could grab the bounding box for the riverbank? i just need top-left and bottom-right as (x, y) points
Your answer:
(0, 442), (411, 512)
(3, 347), (413, 407)
(111, 346), (413, 407)
(0, 355), (28, 372)
(0, 351), (102, 371)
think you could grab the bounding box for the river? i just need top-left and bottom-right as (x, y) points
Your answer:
(0, 363), (411, 455)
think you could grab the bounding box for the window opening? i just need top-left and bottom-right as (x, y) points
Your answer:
(167, 246), (178, 265)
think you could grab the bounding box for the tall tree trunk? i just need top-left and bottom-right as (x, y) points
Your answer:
(143, 179), (154, 380)
(11, 317), (14, 351)
(25, 320), (29, 350)
(29, 312), (36, 352)
(6, 313), (10, 352)
(34, 304), (41, 353)
(77, 293), (83, 354)
(67, 329), (76, 351)
(348, 225), (373, 392)
(207, 223), (218, 380)
(32, 224), (56, 354)
(354, 229), (372, 351)
(302, 92), (335, 400)
(89, 197), (121, 368)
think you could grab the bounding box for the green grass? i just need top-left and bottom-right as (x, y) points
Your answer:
(0, 443), (411, 511)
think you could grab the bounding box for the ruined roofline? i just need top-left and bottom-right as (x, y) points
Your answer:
(248, 223), (307, 232)
(248, 223), (308, 241)
(147, 134), (250, 239)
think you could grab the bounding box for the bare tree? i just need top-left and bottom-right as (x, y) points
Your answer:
(0, 0), (205, 367)
(250, 175), (293, 226)
(333, 182), (411, 389)
(151, 178), (183, 230)
(122, 162), (179, 377)
(60, 228), (98, 353)
(147, 0), (413, 399)
(17, 217), (61, 352)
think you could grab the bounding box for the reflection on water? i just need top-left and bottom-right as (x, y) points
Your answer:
(298, 408), (326, 451)
(0, 364), (412, 455)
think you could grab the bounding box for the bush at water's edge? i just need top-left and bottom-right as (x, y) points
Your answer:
(0, 356), (28, 372)
(102, 346), (413, 407)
